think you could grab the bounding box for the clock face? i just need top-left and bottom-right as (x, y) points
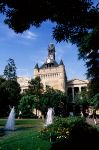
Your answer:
(47, 58), (50, 63)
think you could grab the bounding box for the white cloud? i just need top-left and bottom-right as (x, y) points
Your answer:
(21, 31), (38, 40)
(8, 30), (38, 40)
(0, 23), (38, 41)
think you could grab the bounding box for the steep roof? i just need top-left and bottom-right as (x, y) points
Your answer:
(59, 59), (64, 65)
(40, 60), (59, 69)
(34, 63), (39, 69)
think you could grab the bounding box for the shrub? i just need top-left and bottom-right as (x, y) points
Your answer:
(40, 116), (99, 150)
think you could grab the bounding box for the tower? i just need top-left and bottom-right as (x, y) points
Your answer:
(47, 43), (55, 62)
(33, 44), (67, 92)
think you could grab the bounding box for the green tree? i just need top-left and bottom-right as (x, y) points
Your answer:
(0, 0), (97, 35)
(74, 91), (88, 106)
(78, 27), (99, 96)
(0, 76), (9, 117)
(2, 80), (21, 107)
(40, 87), (67, 117)
(23, 76), (43, 116)
(0, 75), (5, 83)
(74, 90), (89, 115)
(4, 58), (17, 80)
(18, 95), (37, 118)
(3, 58), (21, 108)
(27, 76), (43, 96)
(88, 93), (99, 108)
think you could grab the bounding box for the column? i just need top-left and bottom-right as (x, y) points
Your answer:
(79, 86), (81, 92)
(72, 87), (74, 102)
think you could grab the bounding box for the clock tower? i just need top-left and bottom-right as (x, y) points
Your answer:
(34, 44), (67, 93)
(47, 44), (55, 63)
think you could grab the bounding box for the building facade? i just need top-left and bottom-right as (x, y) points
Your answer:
(17, 76), (30, 93)
(67, 79), (89, 102)
(17, 44), (89, 101)
(33, 44), (67, 92)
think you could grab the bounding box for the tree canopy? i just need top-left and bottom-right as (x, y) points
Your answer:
(78, 26), (99, 96)
(0, 76), (8, 117)
(2, 80), (21, 107)
(40, 87), (67, 117)
(3, 58), (17, 80)
(0, 0), (98, 39)
(0, 59), (21, 117)
(18, 95), (37, 118)
(27, 76), (43, 96)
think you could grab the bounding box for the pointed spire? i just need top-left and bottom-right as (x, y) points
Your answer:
(48, 43), (55, 51)
(59, 59), (64, 65)
(34, 63), (39, 69)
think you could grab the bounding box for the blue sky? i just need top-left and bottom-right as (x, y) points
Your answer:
(0, 0), (98, 80)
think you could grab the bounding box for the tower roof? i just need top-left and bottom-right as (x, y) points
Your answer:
(34, 63), (39, 69)
(40, 60), (59, 69)
(59, 59), (64, 65)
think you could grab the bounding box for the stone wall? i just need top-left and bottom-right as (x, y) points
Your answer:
(33, 64), (67, 92)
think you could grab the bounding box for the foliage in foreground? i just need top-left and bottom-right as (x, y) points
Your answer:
(40, 116), (99, 149)
(88, 93), (99, 108)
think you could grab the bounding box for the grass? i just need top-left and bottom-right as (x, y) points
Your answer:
(0, 119), (43, 127)
(0, 119), (51, 150)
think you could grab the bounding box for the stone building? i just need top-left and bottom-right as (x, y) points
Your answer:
(17, 76), (30, 93)
(33, 44), (67, 93)
(17, 44), (89, 101)
(17, 44), (89, 117)
(67, 79), (89, 102)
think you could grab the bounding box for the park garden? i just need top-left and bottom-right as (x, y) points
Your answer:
(0, 0), (99, 149)
(0, 116), (99, 150)
(0, 58), (99, 149)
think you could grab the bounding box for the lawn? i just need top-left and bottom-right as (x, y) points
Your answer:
(0, 119), (51, 150)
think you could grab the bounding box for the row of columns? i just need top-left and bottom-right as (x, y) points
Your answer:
(67, 86), (87, 102)
(72, 87), (82, 101)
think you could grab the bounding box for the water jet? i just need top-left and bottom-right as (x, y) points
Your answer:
(44, 108), (54, 127)
(5, 106), (15, 131)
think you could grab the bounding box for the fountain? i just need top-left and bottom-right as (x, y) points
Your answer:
(45, 108), (54, 127)
(5, 106), (15, 131)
